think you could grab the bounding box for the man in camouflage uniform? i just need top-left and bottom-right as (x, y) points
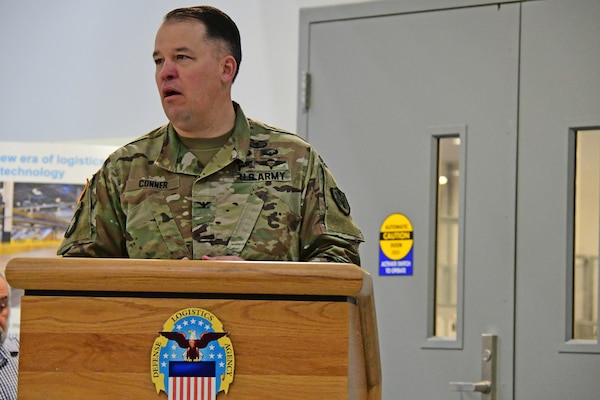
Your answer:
(58, 6), (363, 264)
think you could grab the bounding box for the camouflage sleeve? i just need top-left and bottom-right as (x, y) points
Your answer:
(57, 160), (127, 257)
(299, 152), (364, 265)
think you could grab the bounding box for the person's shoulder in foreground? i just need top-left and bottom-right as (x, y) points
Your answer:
(0, 333), (19, 400)
(0, 273), (18, 400)
(0, 334), (19, 391)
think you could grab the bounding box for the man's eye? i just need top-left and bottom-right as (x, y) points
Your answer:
(154, 58), (164, 66)
(0, 296), (8, 312)
(176, 54), (190, 60)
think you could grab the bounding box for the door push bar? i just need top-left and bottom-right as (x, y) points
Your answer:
(449, 333), (497, 400)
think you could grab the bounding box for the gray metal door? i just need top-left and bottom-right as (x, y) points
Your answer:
(299, 2), (519, 399)
(516, 1), (600, 399)
(300, 0), (600, 399)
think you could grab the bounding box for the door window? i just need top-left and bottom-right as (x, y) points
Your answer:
(434, 136), (461, 338)
(572, 129), (600, 341)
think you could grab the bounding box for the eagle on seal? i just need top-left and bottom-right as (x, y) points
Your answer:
(159, 330), (228, 361)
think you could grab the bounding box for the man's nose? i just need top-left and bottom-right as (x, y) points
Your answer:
(159, 60), (177, 81)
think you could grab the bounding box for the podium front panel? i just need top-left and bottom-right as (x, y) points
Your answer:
(17, 293), (359, 400)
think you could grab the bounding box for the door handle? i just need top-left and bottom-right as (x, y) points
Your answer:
(449, 380), (491, 393)
(448, 334), (497, 399)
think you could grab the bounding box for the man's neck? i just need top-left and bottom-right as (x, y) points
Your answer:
(174, 101), (236, 139)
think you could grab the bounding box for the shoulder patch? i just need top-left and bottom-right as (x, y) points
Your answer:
(64, 179), (90, 238)
(330, 188), (351, 216)
(64, 201), (83, 238)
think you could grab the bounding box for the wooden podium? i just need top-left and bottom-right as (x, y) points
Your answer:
(6, 258), (381, 400)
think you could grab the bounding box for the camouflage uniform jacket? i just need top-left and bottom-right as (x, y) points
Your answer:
(58, 105), (364, 264)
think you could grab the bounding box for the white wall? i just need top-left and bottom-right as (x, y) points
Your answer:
(0, 0), (375, 145)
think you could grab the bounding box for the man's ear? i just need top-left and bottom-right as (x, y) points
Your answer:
(222, 55), (237, 83)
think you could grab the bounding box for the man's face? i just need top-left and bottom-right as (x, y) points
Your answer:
(0, 278), (9, 342)
(153, 20), (231, 135)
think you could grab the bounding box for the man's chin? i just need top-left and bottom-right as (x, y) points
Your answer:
(162, 102), (187, 117)
(162, 102), (194, 118)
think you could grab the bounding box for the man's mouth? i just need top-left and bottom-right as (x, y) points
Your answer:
(163, 89), (182, 99)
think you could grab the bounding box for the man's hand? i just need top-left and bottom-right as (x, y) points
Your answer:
(179, 256), (244, 261)
(201, 255), (244, 261)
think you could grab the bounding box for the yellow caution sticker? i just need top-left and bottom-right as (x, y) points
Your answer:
(379, 213), (414, 275)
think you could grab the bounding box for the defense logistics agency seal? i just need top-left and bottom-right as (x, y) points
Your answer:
(151, 308), (235, 399)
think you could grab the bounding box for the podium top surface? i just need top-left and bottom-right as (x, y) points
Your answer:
(6, 257), (371, 298)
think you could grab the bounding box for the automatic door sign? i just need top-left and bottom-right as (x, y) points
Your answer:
(151, 308), (235, 400)
(379, 213), (414, 276)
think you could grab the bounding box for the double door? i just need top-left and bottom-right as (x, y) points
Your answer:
(298, 1), (600, 398)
